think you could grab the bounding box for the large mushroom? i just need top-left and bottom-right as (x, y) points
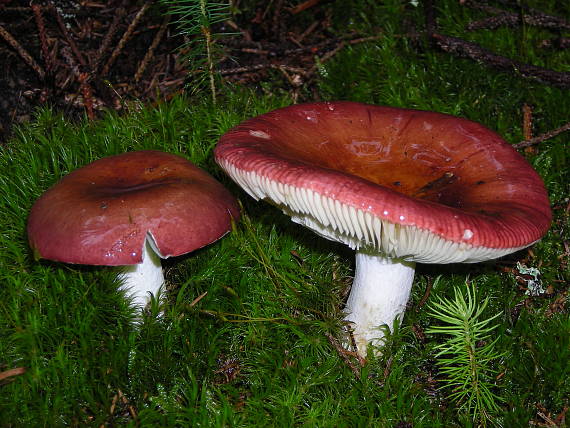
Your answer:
(214, 101), (551, 356)
(28, 150), (239, 308)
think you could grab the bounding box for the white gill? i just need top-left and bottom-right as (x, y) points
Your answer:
(218, 160), (530, 263)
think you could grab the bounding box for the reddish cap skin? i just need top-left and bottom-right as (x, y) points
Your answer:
(28, 150), (240, 266)
(215, 101), (551, 251)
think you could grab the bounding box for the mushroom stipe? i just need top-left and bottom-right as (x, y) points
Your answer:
(214, 101), (551, 356)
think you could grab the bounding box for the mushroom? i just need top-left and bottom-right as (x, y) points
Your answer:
(28, 150), (239, 308)
(214, 101), (551, 356)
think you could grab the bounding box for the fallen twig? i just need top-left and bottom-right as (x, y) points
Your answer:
(306, 35), (383, 78)
(306, 41), (345, 76)
(51, 1), (86, 67)
(272, 0), (286, 42)
(135, 14), (170, 82)
(92, 0), (128, 72)
(522, 104), (533, 141)
(60, 46), (95, 119)
(325, 332), (365, 379)
(416, 277), (434, 311)
(102, 0), (152, 76)
(0, 367), (26, 384)
(462, 0), (570, 31)
(220, 63), (306, 76)
(2, 5), (103, 16)
(540, 37), (570, 50)
(296, 21), (320, 44)
(468, 12), (570, 31)
(31, 3), (52, 75)
(0, 23), (45, 80)
(513, 121), (570, 149)
(78, 72), (94, 120)
(346, 35), (384, 45)
(221, 33), (382, 92)
(290, 0), (322, 15)
(430, 33), (570, 88)
(426, 0), (570, 88)
(117, 389), (137, 420)
(60, 46), (80, 76)
(189, 291), (208, 307)
(109, 391), (119, 415)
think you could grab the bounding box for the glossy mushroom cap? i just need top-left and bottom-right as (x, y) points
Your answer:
(28, 150), (240, 265)
(214, 101), (551, 263)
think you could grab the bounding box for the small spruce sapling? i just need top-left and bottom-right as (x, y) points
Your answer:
(161, 0), (230, 103)
(426, 280), (505, 426)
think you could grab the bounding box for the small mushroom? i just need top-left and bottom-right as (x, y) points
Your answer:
(28, 150), (239, 308)
(214, 101), (551, 356)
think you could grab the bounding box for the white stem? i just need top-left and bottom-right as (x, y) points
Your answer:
(344, 251), (415, 356)
(117, 238), (164, 308)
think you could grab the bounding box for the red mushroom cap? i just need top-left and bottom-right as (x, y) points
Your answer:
(215, 101), (551, 263)
(28, 150), (239, 266)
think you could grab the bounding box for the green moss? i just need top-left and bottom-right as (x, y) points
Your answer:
(1, 0), (569, 425)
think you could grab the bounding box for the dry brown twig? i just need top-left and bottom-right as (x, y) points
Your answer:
(109, 392), (119, 415)
(296, 21), (320, 44)
(135, 14), (170, 82)
(50, 2), (86, 67)
(78, 72), (95, 120)
(416, 277), (434, 311)
(290, 0), (322, 15)
(117, 389), (137, 420)
(189, 291), (208, 307)
(60, 46), (96, 119)
(468, 12), (570, 31)
(0, 24), (45, 80)
(425, 0), (570, 88)
(325, 332), (365, 379)
(92, 0), (128, 72)
(0, 367), (26, 384)
(305, 35), (383, 78)
(220, 63), (306, 76)
(221, 33), (382, 94)
(102, 0), (153, 76)
(539, 38), (570, 50)
(430, 33), (570, 88)
(522, 104), (533, 141)
(462, 0), (570, 31)
(31, 3), (52, 75)
(513, 121), (570, 150)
